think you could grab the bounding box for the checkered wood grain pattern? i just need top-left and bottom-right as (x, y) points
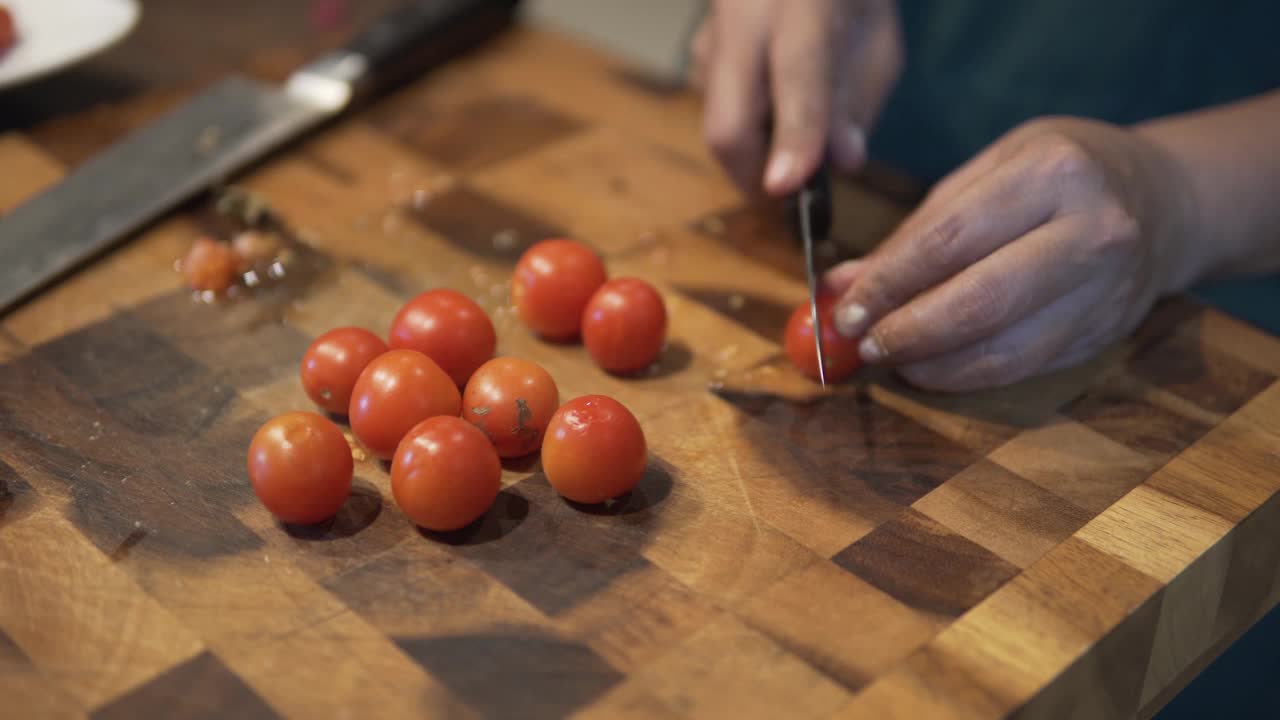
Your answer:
(2, 21), (1280, 720)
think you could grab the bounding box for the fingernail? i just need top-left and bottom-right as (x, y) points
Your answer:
(859, 335), (885, 364)
(834, 303), (867, 338)
(764, 151), (795, 189)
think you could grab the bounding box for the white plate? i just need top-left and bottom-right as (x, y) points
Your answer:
(0, 0), (140, 90)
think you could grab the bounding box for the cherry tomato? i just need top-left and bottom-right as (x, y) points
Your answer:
(0, 8), (15, 53)
(349, 349), (461, 460)
(247, 412), (353, 524)
(542, 395), (647, 504)
(392, 416), (501, 531)
(301, 327), (388, 415)
(181, 236), (239, 292)
(512, 238), (608, 340)
(581, 278), (667, 374)
(389, 289), (496, 386)
(462, 358), (559, 458)
(783, 294), (862, 382)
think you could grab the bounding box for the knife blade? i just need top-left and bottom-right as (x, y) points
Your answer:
(793, 158), (833, 386)
(0, 0), (519, 315)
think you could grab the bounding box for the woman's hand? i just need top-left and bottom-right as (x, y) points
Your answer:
(824, 116), (1202, 392)
(691, 0), (902, 195)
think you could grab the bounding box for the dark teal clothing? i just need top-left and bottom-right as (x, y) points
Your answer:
(868, 1), (1280, 338)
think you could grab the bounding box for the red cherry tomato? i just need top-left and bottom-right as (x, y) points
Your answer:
(392, 416), (501, 531)
(581, 278), (667, 374)
(783, 295), (862, 382)
(181, 237), (239, 292)
(389, 289), (496, 386)
(461, 357), (559, 458)
(349, 349), (461, 460)
(0, 8), (16, 53)
(247, 412), (353, 524)
(542, 395), (647, 504)
(300, 327), (388, 415)
(512, 239), (608, 340)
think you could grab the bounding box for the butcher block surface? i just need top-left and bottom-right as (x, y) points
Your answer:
(2, 8), (1280, 720)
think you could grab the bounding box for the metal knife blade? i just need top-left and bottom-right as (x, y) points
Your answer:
(0, 0), (517, 315)
(796, 159), (833, 386)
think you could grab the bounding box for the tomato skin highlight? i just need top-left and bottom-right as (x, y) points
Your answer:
(391, 416), (501, 531)
(389, 289), (496, 387)
(582, 277), (667, 374)
(462, 357), (559, 458)
(300, 327), (388, 415)
(542, 395), (647, 504)
(783, 295), (863, 383)
(247, 412), (353, 524)
(348, 349), (462, 460)
(512, 239), (608, 340)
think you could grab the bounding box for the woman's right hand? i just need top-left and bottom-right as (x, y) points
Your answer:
(690, 0), (903, 196)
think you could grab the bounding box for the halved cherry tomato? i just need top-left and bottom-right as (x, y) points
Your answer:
(542, 395), (647, 504)
(462, 357), (559, 458)
(389, 289), (496, 386)
(582, 277), (667, 373)
(300, 327), (388, 415)
(392, 416), (500, 531)
(512, 239), (607, 340)
(349, 349), (461, 459)
(181, 237), (239, 292)
(783, 294), (862, 382)
(247, 412), (352, 524)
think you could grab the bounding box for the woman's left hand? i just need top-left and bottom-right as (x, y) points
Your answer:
(825, 116), (1202, 392)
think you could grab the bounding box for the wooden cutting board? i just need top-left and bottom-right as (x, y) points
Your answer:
(2, 21), (1279, 720)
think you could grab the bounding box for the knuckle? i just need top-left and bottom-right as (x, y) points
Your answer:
(916, 214), (969, 267)
(852, 266), (903, 315)
(1033, 136), (1101, 186)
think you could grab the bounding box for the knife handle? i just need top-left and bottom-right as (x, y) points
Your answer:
(344, 0), (521, 97)
(787, 154), (833, 241)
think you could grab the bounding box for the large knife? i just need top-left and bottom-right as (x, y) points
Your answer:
(0, 0), (520, 315)
(791, 158), (833, 386)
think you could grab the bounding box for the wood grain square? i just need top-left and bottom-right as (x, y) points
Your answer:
(987, 419), (1157, 514)
(396, 627), (623, 720)
(406, 182), (567, 263)
(130, 290), (312, 390)
(912, 460), (1093, 569)
(1010, 592), (1164, 720)
(594, 615), (852, 720)
(1076, 484), (1234, 584)
(722, 392), (981, 509)
(691, 202), (810, 282)
(370, 93), (585, 172)
(441, 475), (656, 617)
(738, 560), (943, 692)
(1138, 534), (1234, 709)
(472, 127), (739, 252)
(91, 651), (277, 720)
(31, 310), (236, 440)
(0, 354), (266, 560)
(0, 510), (204, 710)
(1064, 374), (1215, 461)
(323, 533), (548, 638)
(1128, 322), (1277, 415)
(556, 563), (720, 674)
(1211, 493), (1280, 641)
(831, 508), (1019, 619)
(0, 134), (64, 211)
(836, 641), (1022, 720)
(1194, 308), (1280, 376)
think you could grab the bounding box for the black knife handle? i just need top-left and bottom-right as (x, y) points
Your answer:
(345, 0), (520, 97)
(787, 154), (833, 241)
